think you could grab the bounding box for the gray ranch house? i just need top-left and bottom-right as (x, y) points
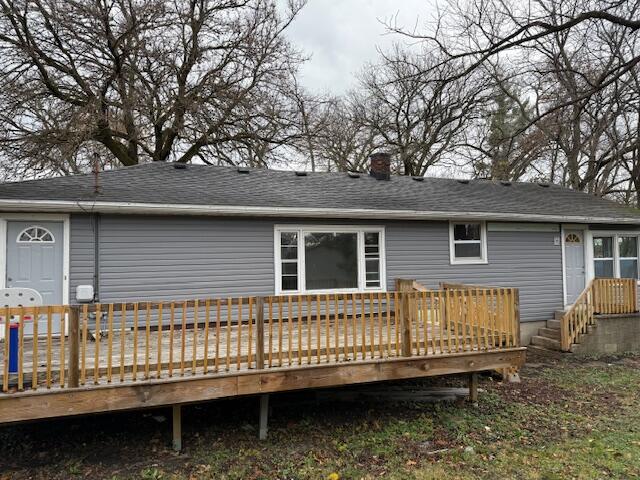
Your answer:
(1, 154), (639, 347)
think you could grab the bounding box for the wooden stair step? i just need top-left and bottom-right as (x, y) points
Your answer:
(530, 335), (562, 351)
(546, 319), (561, 329)
(538, 327), (560, 340)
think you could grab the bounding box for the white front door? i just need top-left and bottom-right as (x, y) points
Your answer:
(564, 230), (585, 305)
(6, 221), (64, 336)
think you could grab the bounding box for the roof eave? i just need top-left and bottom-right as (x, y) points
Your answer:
(0, 199), (638, 225)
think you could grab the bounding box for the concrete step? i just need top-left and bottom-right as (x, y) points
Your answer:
(546, 319), (561, 329)
(527, 344), (564, 355)
(530, 335), (562, 351)
(538, 327), (561, 339)
(554, 310), (568, 321)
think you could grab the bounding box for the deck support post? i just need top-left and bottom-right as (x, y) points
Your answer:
(172, 404), (182, 452)
(259, 394), (269, 440)
(468, 373), (478, 403)
(68, 305), (80, 388)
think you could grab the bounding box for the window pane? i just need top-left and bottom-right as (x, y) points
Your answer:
(620, 259), (638, 279)
(594, 259), (614, 278)
(454, 242), (481, 258)
(619, 237), (638, 258)
(365, 258), (379, 273)
(365, 232), (379, 245)
(282, 276), (298, 291)
(281, 262), (297, 275)
(365, 259), (380, 284)
(281, 246), (297, 260)
(304, 233), (358, 290)
(365, 245), (379, 255)
(593, 237), (613, 258)
(454, 224), (481, 241)
(280, 232), (297, 246)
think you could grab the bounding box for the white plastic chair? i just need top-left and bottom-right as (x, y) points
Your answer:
(0, 288), (44, 338)
(1, 287), (43, 309)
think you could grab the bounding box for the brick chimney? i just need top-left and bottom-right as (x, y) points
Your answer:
(369, 152), (391, 180)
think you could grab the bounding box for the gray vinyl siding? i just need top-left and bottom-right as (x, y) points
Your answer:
(385, 222), (563, 322)
(96, 215), (275, 302)
(69, 214), (563, 323)
(69, 214), (96, 295)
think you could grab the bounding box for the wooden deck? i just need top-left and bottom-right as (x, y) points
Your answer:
(0, 288), (526, 424)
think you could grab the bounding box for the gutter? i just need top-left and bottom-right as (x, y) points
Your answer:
(0, 199), (639, 225)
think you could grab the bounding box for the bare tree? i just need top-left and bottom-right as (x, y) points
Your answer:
(461, 76), (549, 181)
(353, 46), (489, 176)
(389, 0), (640, 203)
(286, 79), (334, 172)
(388, 0), (640, 116)
(311, 96), (377, 173)
(0, 0), (306, 177)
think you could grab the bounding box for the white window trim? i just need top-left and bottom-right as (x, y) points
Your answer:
(449, 221), (488, 265)
(274, 225), (386, 295)
(585, 230), (640, 285)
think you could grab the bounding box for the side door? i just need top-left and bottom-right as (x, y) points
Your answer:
(6, 221), (64, 335)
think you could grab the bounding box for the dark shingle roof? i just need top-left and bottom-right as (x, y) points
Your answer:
(0, 162), (638, 223)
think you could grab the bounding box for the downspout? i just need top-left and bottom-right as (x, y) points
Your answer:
(93, 213), (100, 302)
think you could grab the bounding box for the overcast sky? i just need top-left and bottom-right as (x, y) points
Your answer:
(285, 0), (437, 94)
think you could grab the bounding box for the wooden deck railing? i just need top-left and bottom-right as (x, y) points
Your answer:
(1, 289), (520, 393)
(561, 278), (638, 351)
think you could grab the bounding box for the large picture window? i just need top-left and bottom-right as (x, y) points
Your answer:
(449, 222), (487, 264)
(275, 226), (385, 294)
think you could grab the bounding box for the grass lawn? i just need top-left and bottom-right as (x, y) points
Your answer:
(1, 350), (639, 479)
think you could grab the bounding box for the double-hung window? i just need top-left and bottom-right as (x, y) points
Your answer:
(449, 222), (487, 264)
(618, 236), (638, 279)
(593, 236), (614, 278)
(275, 226), (385, 294)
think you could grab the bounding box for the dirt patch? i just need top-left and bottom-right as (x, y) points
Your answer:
(494, 377), (571, 406)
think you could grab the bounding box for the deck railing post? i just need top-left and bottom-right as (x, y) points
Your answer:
(396, 280), (414, 357)
(255, 297), (265, 370)
(68, 305), (81, 388)
(400, 293), (412, 357)
(513, 289), (521, 347)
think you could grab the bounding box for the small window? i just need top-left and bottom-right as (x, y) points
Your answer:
(565, 233), (581, 243)
(593, 236), (614, 278)
(364, 232), (381, 288)
(618, 236), (638, 279)
(279, 231), (299, 291)
(450, 222), (487, 264)
(17, 226), (55, 243)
